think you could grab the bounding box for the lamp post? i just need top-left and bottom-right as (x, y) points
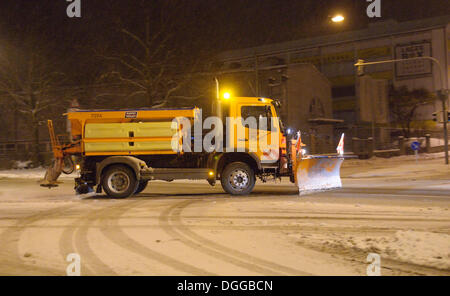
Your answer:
(355, 57), (449, 165)
(214, 77), (222, 119)
(214, 77), (220, 100)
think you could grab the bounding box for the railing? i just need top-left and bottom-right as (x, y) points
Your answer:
(0, 141), (52, 156)
(301, 126), (447, 157)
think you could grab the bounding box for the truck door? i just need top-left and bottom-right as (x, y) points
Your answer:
(239, 104), (280, 165)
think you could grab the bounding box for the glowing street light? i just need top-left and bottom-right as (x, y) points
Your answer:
(331, 14), (345, 23)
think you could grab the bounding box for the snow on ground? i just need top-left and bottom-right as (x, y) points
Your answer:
(317, 230), (450, 270)
(0, 168), (77, 180)
(344, 151), (447, 166)
(429, 138), (450, 147)
(0, 152), (449, 275)
(342, 152), (450, 179)
(11, 160), (33, 169)
(393, 138), (450, 148)
(1, 152), (447, 180)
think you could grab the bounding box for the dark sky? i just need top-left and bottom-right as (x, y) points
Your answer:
(1, 0), (449, 50)
(0, 0), (448, 83)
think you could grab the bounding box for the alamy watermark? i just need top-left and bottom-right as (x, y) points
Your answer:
(366, 253), (381, 276)
(170, 114), (280, 163)
(366, 0), (381, 18)
(65, 1), (380, 21)
(66, 253), (81, 276)
(66, 0), (81, 18)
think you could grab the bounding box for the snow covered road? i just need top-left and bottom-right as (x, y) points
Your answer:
(0, 154), (449, 276)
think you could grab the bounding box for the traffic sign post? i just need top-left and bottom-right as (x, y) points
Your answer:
(411, 141), (421, 163)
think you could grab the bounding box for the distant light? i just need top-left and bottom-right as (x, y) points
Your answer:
(331, 15), (345, 23)
(209, 171), (214, 176)
(75, 164), (81, 170)
(287, 128), (292, 135)
(223, 92), (231, 100)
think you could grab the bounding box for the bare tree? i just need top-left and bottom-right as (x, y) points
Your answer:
(96, 10), (201, 108)
(0, 42), (69, 165)
(389, 86), (434, 138)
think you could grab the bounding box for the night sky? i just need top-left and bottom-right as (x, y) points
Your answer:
(0, 0), (448, 141)
(0, 0), (448, 91)
(1, 1), (448, 50)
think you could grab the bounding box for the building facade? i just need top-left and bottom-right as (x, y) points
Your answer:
(213, 15), (450, 140)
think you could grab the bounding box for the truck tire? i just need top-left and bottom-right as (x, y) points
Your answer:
(134, 180), (148, 195)
(101, 165), (138, 198)
(221, 162), (255, 195)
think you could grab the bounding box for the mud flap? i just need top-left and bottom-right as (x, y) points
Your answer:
(40, 159), (63, 188)
(295, 157), (344, 195)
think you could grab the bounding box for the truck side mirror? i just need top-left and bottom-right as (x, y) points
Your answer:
(264, 106), (278, 132)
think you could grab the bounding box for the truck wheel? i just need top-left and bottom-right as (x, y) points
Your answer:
(101, 165), (138, 198)
(221, 162), (255, 195)
(134, 180), (148, 195)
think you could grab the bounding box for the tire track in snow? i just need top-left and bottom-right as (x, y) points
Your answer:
(163, 199), (312, 275)
(0, 204), (76, 275)
(59, 202), (119, 276)
(159, 200), (284, 275)
(97, 199), (216, 275)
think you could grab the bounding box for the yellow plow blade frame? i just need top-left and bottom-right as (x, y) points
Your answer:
(40, 120), (64, 188)
(295, 157), (344, 195)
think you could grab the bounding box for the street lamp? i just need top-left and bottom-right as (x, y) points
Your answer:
(331, 14), (345, 23)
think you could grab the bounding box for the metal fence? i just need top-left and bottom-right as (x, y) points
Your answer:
(0, 141), (51, 156)
(0, 141), (53, 167)
(304, 125), (447, 156)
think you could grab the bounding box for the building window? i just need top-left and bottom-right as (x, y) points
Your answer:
(332, 86), (355, 98)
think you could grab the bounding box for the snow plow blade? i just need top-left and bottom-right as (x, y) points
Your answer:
(40, 159), (63, 188)
(295, 156), (344, 195)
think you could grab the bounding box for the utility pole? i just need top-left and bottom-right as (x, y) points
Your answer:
(371, 84), (376, 152)
(355, 57), (449, 165)
(439, 89), (449, 164)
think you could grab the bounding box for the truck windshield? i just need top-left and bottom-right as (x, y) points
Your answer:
(241, 106), (271, 131)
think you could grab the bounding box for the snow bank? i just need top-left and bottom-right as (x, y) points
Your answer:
(0, 168), (77, 179)
(331, 230), (450, 270)
(429, 138), (450, 147)
(392, 138), (450, 148)
(11, 160), (33, 169)
(343, 152), (447, 167)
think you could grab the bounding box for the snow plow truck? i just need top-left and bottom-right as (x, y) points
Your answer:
(40, 96), (346, 198)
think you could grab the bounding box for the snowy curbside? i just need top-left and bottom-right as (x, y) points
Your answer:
(326, 230), (450, 270)
(0, 168), (77, 180)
